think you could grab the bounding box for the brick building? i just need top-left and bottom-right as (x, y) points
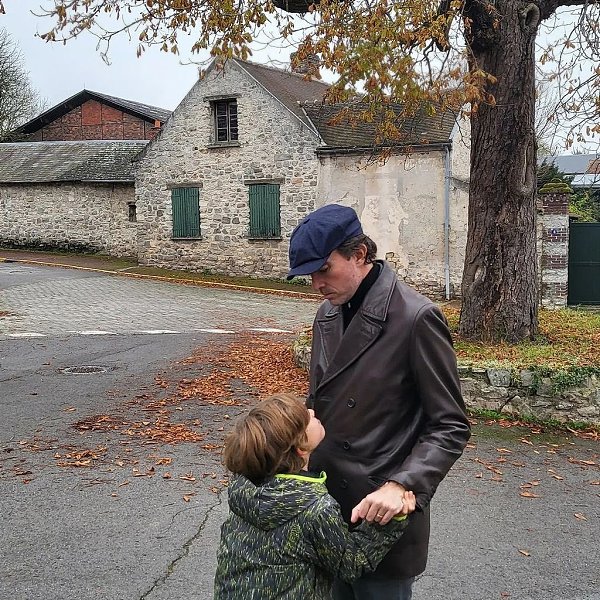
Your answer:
(12, 90), (170, 142)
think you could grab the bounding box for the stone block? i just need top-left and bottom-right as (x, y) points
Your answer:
(531, 400), (552, 408)
(520, 370), (535, 387)
(487, 368), (511, 387)
(479, 385), (508, 399)
(577, 406), (600, 418)
(536, 378), (553, 396)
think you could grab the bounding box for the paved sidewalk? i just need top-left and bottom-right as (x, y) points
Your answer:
(0, 248), (318, 299)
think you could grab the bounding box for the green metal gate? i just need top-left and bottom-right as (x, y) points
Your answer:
(568, 222), (600, 305)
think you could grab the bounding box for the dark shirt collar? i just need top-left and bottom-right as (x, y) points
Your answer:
(341, 261), (382, 330)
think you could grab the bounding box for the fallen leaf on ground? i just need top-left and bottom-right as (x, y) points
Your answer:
(574, 513), (587, 520)
(568, 458), (597, 466)
(520, 491), (540, 498)
(518, 549), (531, 557)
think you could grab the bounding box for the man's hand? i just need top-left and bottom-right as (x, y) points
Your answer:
(350, 482), (416, 525)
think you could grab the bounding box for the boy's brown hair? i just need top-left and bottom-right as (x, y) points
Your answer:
(223, 393), (310, 483)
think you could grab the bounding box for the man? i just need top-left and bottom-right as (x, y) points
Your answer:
(287, 204), (471, 600)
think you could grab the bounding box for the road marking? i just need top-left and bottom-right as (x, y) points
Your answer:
(7, 332), (46, 338)
(194, 328), (236, 334)
(76, 330), (117, 336)
(248, 327), (293, 333)
(136, 330), (181, 334)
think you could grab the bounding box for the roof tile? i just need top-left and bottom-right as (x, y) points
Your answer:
(0, 140), (147, 183)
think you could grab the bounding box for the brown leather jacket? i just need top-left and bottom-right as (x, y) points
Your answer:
(307, 261), (470, 579)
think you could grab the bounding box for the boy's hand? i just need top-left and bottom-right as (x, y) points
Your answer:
(350, 484), (416, 525)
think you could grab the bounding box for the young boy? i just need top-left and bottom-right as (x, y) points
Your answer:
(214, 393), (416, 599)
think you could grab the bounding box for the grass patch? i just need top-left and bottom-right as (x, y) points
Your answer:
(442, 304), (600, 369)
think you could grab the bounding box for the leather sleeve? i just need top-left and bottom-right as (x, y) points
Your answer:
(390, 304), (471, 509)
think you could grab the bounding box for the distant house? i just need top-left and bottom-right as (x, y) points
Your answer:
(12, 89), (170, 142)
(135, 59), (471, 297)
(0, 91), (171, 256)
(540, 153), (600, 191)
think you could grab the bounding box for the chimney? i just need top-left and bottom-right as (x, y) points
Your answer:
(290, 51), (321, 80)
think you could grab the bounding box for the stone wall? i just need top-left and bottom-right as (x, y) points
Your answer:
(134, 62), (320, 278)
(316, 141), (470, 299)
(292, 342), (600, 426)
(460, 366), (599, 425)
(0, 182), (138, 257)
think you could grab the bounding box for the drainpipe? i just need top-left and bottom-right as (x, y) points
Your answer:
(443, 145), (452, 300)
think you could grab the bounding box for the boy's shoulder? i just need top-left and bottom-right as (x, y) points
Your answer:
(275, 471), (341, 519)
(273, 471), (333, 507)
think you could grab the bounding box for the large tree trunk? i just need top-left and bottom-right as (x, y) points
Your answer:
(459, 0), (540, 342)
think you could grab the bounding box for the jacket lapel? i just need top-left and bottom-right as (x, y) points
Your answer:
(316, 314), (382, 392)
(315, 262), (397, 392)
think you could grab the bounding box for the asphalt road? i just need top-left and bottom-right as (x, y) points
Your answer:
(1, 263), (598, 600)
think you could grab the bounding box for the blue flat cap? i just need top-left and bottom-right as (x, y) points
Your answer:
(287, 204), (362, 279)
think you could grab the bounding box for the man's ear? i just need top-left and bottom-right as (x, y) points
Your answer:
(354, 244), (368, 265)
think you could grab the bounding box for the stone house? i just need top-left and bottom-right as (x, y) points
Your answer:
(0, 91), (171, 256)
(135, 58), (471, 296)
(0, 66), (572, 305)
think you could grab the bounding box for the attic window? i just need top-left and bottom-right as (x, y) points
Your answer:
(213, 99), (238, 143)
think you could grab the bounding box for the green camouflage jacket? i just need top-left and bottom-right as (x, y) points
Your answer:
(213, 471), (408, 599)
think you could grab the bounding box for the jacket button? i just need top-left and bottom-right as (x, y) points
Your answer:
(343, 441), (351, 450)
(340, 479), (348, 489)
(347, 398), (356, 408)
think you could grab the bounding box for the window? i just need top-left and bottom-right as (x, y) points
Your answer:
(128, 202), (137, 223)
(248, 184), (281, 239)
(171, 187), (200, 238)
(213, 99), (238, 143)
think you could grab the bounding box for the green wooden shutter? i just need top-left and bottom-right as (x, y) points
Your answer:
(171, 188), (200, 238)
(248, 184), (281, 238)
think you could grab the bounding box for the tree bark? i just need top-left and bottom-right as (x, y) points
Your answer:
(458, 0), (540, 342)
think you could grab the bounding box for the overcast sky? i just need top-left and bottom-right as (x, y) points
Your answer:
(2, 1), (293, 112)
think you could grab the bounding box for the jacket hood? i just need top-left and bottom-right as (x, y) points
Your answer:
(228, 472), (327, 531)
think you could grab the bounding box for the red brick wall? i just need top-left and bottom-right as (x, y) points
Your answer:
(38, 100), (160, 141)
